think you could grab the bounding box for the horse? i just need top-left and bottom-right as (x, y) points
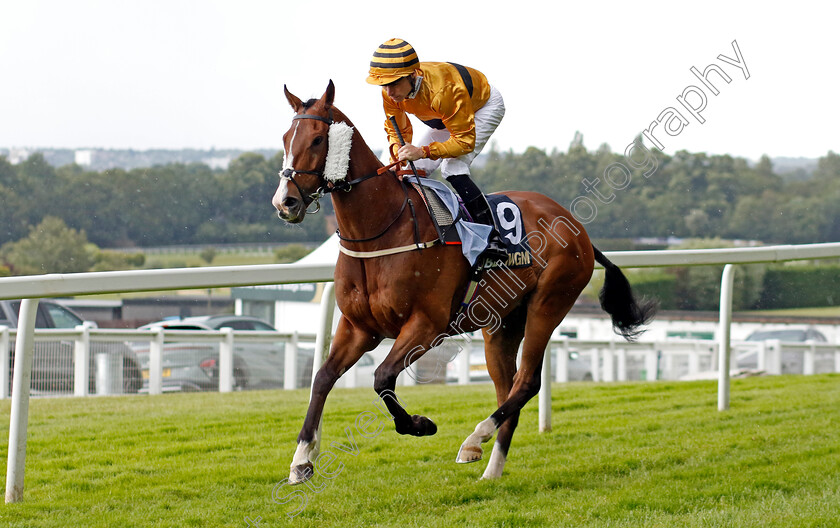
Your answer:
(272, 80), (656, 482)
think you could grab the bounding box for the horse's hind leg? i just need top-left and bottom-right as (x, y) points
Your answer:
(458, 285), (583, 479)
(456, 317), (554, 477)
(482, 309), (529, 479)
(456, 306), (525, 478)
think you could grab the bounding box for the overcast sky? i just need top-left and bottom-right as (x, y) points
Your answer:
(1, 1), (837, 161)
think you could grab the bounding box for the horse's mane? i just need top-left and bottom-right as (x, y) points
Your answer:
(303, 99), (318, 110)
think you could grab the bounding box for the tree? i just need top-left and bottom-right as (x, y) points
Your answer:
(684, 209), (710, 237)
(199, 247), (218, 264)
(0, 157), (27, 244)
(668, 238), (765, 310)
(0, 217), (94, 275)
(755, 155), (774, 178)
(813, 150), (840, 182)
(0, 145), (831, 250)
(89, 249), (146, 272)
(778, 196), (825, 244)
(727, 193), (783, 242)
(274, 244), (312, 263)
(14, 154), (58, 229)
(53, 165), (134, 247)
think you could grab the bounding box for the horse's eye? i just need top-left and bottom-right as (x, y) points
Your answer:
(312, 136), (324, 147)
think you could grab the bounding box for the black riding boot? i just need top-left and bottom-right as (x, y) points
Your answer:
(446, 174), (507, 261)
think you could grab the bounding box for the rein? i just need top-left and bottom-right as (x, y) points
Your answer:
(334, 172), (415, 244)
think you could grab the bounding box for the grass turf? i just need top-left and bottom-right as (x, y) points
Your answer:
(2, 375), (839, 527)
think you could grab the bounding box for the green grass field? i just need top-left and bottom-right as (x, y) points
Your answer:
(142, 251), (279, 269)
(746, 306), (840, 317)
(3, 376), (840, 527)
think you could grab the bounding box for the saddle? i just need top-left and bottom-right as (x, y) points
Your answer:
(400, 172), (532, 270)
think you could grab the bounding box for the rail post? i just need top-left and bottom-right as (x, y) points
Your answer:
(285, 331), (298, 390)
(718, 264), (735, 411)
(149, 328), (164, 395)
(0, 326), (10, 399)
(5, 298), (39, 504)
(74, 324), (91, 397)
(555, 339), (569, 383)
(539, 344), (552, 432)
(219, 327), (234, 392)
(311, 282), (336, 455)
(803, 341), (816, 375)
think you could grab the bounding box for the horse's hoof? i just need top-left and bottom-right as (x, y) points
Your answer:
(288, 462), (314, 485)
(456, 444), (483, 464)
(415, 415), (438, 436)
(395, 414), (437, 437)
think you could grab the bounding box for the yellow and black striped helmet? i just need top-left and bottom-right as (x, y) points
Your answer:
(366, 38), (419, 85)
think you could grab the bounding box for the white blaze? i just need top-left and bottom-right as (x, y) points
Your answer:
(274, 122), (300, 207)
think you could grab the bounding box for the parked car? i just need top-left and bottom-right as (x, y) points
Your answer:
(445, 348), (593, 383)
(132, 315), (314, 392)
(341, 351), (377, 387)
(745, 328), (827, 343)
(0, 299), (143, 394)
(739, 327), (830, 374)
(339, 344), (448, 387)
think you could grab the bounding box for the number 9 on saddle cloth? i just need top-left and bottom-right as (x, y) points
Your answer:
(404, 175), (532, 269)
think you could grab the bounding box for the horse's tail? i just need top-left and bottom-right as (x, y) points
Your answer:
(593, 245), (657, 341)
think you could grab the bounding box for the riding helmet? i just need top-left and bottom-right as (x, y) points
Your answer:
(366, 38), (419, 85)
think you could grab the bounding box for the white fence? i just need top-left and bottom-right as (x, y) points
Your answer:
(0, 326), (319, 398)
(5, 328), (838, 400)
(4, 241), (840, 503)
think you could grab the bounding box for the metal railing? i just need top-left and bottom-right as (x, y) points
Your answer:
(0, 326), (319, 398)
(5, 328), (839, 399)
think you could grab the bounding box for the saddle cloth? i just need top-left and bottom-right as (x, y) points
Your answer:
(404, 176), (532, 268)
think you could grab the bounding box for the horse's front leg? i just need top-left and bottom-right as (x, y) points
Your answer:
(373, 317), (442, 437)
(289, 317), (380, 484)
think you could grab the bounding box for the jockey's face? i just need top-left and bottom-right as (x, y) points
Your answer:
(383, 76), (413, 103)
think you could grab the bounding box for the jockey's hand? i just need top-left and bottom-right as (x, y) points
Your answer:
(397, 144), (425, 162)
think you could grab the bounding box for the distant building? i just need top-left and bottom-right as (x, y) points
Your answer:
(203, 155), (232, 170)
(8, 148), (31, 165)
(75, 149), (93, 166)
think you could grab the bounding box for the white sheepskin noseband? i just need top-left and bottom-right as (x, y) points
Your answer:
(323, 122), (354, 182)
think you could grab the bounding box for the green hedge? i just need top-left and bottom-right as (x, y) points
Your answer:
(629, 272), (677, 310)
(629, 264), (840, 311)
(757, 265), (840, 309)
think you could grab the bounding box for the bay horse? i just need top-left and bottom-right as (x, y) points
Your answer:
(273, 81), (655, 482)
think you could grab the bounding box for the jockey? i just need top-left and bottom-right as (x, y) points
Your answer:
(366, 38), (507, 260)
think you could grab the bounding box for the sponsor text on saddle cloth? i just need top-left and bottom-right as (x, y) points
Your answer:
(402, 175), (532, 269)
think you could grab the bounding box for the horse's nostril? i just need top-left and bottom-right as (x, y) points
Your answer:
(283, 197), (299, 209)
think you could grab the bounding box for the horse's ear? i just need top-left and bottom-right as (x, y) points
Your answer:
(284, 85), (303, 113)
(322, 79), (335, 109)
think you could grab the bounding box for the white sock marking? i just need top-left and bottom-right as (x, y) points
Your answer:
(481, 441), (507, 479)
(291, 431), (318, 469)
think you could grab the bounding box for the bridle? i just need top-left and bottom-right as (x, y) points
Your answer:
(279, 110), (336, 215)
(281, 109), (382, 214)
(280, 108), (422, 245)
